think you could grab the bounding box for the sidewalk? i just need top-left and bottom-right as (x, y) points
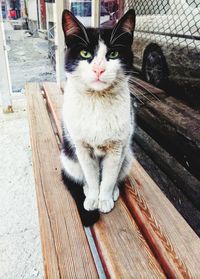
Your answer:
(4, 20), (55, 92)
(0, 19), (55, 278)
(0, 95), (43, 279)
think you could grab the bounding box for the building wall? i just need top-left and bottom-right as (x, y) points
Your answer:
(46, 2), (54, 22)
(27, 0), (37, 21)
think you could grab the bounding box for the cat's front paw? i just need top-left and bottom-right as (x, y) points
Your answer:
(98, 198), (114, 213)
(84, 197), (98, 211)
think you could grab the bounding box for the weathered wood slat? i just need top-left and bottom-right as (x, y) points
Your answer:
(124, 160), (200, 278)
(26, 83), (98, 279)
(134, 126), (200, 209)
(161, 97), (200, 141)
(43, 82), (166, 279)
(131, 79), (200, 181)
(131, 77), (200, 144)
(91, 200), (166, 278)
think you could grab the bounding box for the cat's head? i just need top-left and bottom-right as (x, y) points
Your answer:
(62, 9), (135, 91)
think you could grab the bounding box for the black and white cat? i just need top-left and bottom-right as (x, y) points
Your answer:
(61, 9), (135, 226)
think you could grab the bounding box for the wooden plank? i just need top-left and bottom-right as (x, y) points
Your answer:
(130, 78), (200, 179)
(134, 126), (200, 209)
(131, 140), (200, 237)
(26, 83), (98, 279)
(123, 159), (200, 278)
(42, 82), (63, 139)
(43, 82), (166, 278)
(149, 97), (200, 146)
(136, 103), (200, 180)
(131, 78), (200, 146)
(91, 199), (166, 278)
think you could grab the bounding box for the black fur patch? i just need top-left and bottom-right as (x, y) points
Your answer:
(61, 170), (100, 226)
(62, 128), (78, 161)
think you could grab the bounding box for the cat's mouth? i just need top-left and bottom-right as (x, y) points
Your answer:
(93, 79), (107, 84)
(92, 79), (110, 89)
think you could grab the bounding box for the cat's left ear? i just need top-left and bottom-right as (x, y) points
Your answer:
(110, 9), (135, 45)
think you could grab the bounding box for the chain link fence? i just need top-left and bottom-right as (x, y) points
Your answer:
(123, 0), (200, 88)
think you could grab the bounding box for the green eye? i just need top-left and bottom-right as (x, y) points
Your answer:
(109, 51), (119, 59)
(80, 50), (92, 59)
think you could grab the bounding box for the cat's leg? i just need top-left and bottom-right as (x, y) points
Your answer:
(99, 149), (122, 213)
(60, 150), (100, 226)
(112, 145), (128, 202)
(112, 155), (124, 202)
(75, 145), (100, 211)
(118, 147), (134, 182)
(113, 151), (133, 203)
(113, 186), (119, 202)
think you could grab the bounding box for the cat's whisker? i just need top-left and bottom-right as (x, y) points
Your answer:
(129, 84), (158, 105)
(128, 86), (145, 104)
(124, 70), (135, 73)
(131, 94), (145, 105)
(129, 79), (160, 103)
(129, 77), (161, 102)
(127, 71), (139, 75)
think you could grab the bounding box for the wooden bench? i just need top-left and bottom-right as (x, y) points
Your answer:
(26, 82), (200, 278)
(129, 77), (200, 208)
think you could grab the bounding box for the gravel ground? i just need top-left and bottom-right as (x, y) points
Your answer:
(0, 95), (44, 279)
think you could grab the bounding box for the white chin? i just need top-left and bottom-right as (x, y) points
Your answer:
(90, 81), (110, 91)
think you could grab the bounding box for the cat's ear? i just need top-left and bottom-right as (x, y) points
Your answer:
(62, 9), (89, 46)
(110, 9), (135, 45)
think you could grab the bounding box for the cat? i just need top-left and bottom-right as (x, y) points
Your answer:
(61, 8), (135, 226)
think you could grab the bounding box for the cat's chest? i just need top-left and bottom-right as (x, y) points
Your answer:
(63, 90), (131, 143)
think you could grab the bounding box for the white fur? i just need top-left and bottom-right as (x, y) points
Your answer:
(60, 151), (84, 182)
(62, 41), (134, 213)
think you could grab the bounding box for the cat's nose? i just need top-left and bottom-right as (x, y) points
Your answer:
(92, 66), (105, 78)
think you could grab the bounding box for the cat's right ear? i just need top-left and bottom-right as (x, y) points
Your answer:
(62, 9), (89, 46)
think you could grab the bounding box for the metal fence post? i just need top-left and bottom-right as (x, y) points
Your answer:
(91, 0), (100, 28)
(0, 10), (13, 113)
(54, 0), (69, 85)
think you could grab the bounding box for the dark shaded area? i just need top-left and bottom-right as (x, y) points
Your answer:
(165, 81), (200, 111)
(132, 140), (200, 237)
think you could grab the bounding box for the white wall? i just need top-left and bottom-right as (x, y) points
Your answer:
(46, 2), (55, 22)
(27, 0), (37, 21)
